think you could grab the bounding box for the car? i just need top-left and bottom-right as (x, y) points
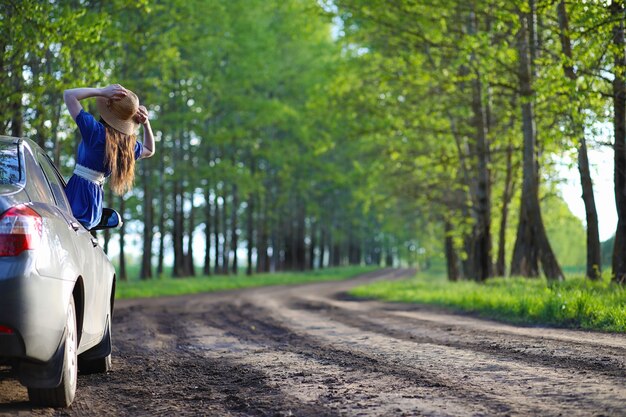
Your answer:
(0, 135), (121, 407)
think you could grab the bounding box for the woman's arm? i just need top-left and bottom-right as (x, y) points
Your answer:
(134, 105), (155, 159)
(63, 85), (128, 120)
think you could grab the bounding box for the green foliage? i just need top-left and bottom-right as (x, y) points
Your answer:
(117, 266), (378, 299)
(2, 0), (621, 283)
(329, 0), (616, 279)
(350, 266), (626, 332)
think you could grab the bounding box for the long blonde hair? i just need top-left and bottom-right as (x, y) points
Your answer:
(103, 123), (137, 195)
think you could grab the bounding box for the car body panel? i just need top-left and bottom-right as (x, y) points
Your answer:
(0, 135), (116, 386)
(0, 256), (74, 361)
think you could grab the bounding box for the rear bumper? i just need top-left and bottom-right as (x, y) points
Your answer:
(0, 252), (73, 363)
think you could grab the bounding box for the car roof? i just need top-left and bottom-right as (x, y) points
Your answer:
(0, 135), (22, 145)
(0, 135), (44, 155)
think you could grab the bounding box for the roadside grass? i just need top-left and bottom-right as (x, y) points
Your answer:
(349, 266), (626, 333)
(116, 265), (378, 299)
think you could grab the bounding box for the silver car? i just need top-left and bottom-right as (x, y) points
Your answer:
(0, 136), (121, 407)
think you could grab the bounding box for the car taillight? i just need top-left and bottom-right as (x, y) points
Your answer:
(0, 325), (14, 334)
(0, 205), (43, 257)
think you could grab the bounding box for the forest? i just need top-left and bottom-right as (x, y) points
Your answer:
(1, 0), (625, 285)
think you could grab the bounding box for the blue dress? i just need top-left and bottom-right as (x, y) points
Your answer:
(65, 110), (143, 229)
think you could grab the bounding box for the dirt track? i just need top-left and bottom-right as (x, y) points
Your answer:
(1, 268), (625, 416)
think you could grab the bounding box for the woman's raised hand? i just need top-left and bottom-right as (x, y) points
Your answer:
(101, 84), (128, 100)
(133, 105), (149, 124)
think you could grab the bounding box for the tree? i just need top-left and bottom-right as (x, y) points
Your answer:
(611, 0), (626, 284)
(510, 1), (564, 280)
(554, 0), (603, 280)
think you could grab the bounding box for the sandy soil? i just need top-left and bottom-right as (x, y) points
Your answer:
(1, 268), (624, 416)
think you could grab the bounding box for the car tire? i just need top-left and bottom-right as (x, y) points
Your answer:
(27, 297), (78, 407)
(78, 307), (112, 375)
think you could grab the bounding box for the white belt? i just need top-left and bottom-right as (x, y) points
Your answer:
(74, 164), (105, 185)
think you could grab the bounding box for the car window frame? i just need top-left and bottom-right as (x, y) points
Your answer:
(35, 150), (73, 215)
(23, 146), (56, 205)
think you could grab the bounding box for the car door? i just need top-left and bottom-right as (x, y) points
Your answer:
(34, 151), (105, 346)
(24, 149), (82, 286)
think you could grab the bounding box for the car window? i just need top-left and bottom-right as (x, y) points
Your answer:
(22, 147), (55, 204)
(0, 142), (23, 185)
(37, 152), (72, 214)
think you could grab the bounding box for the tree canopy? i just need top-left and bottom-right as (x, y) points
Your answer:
(1, 0), (621, 284)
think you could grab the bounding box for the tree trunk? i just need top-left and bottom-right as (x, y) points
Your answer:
(30, 55), (46, 149)
(309, 219), (317, 270)
(118, 196), (127, 281)
(444, 48), (475, 280)
(170, 129), (184, 278)
(327, 227), (333, 267)
(221, 192), (229, 274)
(172, 176), (185, 277)
(186, 197), (196, 276)
(246, 193), (254, 276)
(578, 140), (602, 279)
(256, 195), (269, 273)
(214, 193), (221, 275)
(448, 117), (474, 279)
(318, 223), (326, 269)
(10, 63), (23, 138)
(384, 245), (393, 267)
(156, 149), (166, 276)
(469, 10), (492, 282)
(231, 184), (239, 274)
(283, 213), (294, 270)
(348, 228), (356, 265)
(444, 220), (461, 281)
(270, 228), (278, 272)
(611, 0), (626, 284)
(295, 201), (306, 271)
(172, 87), (187, 277)
(140, 159), (153, 280)
(557, 1), (602, 280)
(495, 142), (515, 276)
(0, 36), (6, 135)
(203, 189), (212, 276)
(333, 242), (341, 266)
(51, 102), (63, 167)
(510, 5), (564, 280)
(327, 227), (335, 266)
(51, 105), (62, 165)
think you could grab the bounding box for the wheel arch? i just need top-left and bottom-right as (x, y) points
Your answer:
(72, 276), (85, 345)
(110, 274), (116, 318)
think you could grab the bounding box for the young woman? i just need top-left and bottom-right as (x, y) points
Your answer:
(63, 84), (155, 229)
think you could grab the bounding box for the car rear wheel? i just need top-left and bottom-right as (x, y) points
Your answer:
(27, 297), (78, 407)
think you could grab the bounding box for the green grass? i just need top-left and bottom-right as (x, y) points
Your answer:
(116, 266), (378, 299)
(349, 266), (626, 333)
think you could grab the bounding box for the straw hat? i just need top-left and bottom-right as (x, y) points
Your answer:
(96, 89), (140, 135)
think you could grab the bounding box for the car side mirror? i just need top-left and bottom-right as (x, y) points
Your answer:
(90, 208), (123, 231)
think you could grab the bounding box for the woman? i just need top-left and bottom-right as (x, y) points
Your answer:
(63, 84), (155, 229)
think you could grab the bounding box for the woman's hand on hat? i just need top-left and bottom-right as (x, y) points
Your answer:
(133, 105), (149, 125)
(101, 84), (128, 100)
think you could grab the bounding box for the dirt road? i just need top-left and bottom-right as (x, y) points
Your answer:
(1, 268), (625, 416)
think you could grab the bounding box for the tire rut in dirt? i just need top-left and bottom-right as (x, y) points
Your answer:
(152, 311), (338, 417)
(202, 302), (515, 416)
(289, 298), (626, 379)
